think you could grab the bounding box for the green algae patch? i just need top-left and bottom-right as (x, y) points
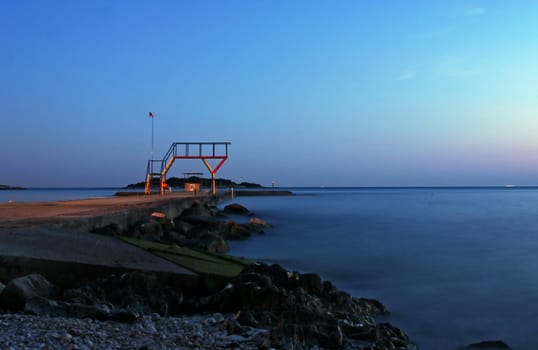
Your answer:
(119, 237), (252, 278)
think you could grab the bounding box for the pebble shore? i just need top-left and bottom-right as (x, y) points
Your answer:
(0, 313), (269, 350)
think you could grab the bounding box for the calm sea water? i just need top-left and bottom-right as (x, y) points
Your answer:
(224, 188), (538, 350)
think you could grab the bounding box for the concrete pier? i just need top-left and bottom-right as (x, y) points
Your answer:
(0, 192), (230, 288)
(0, 192), (223, 229)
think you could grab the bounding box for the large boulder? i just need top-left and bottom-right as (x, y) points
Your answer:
(139, 219), (164, 240)
(207, 235), (230, 253)
(223, 203), (250, 215)
(180, 201), (217, 217)
(221, 222), (252, 240)
(249, 217), (271, 227)
(126, 213), (175, 241)
(172, 218), (195, 235)
(128, 218), (164, 241)
(0, 274), (55, 311)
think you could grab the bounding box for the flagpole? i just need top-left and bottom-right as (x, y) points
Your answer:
(149, 112), (155, 160)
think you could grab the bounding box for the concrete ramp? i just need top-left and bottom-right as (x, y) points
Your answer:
(0, 226), (198, 288)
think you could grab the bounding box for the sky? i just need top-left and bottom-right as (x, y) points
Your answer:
(1, 1), (537, 187)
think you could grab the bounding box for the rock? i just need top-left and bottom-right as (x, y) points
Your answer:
(151, 213), (174, 234)
(128, 213), (175, 241)
(223, 203), (250, 215)
(0, 274), (55, 311)
(299, 273), (323, 294)
(107, 309), (140, 323)
(224, 223), (252, 240)
(182, 232), (229, 253)
(178, 215), (222, 227)
(24, 296), (139, 323)
(140, 219), (163, 235)
(317, 323), (344, 349)
(151, 212), (166, 219)
(461, 340), (512, 349)
(138, 219), (164, 241)
(250, 217), (271, 227)
(193, 263), (412, 349)
(355, 297), (389, 315)
(162, 231), (187, 246)
(62, 271), (184, 316)
(221, 317), (244, 335)
(91, 223), (123, 236)
(205, 234), (230, 253)
(234, 310), (259, 326)
(180, 201), (215, 217)
(172, 219), (195, 235)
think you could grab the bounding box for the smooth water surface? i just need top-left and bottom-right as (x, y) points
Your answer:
(225, 188), (538, 350)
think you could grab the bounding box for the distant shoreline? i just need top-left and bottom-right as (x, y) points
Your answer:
(0, 185), (26, 190)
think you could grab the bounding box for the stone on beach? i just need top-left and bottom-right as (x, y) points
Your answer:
(0, 313), (270, 350)
(0, 274), (55, 311)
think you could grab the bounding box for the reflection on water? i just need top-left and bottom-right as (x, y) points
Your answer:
(226, 188), (538, 350)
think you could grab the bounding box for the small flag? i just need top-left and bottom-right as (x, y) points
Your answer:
(149, 112), (155, 118)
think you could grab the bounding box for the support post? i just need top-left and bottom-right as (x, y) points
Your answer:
(160, 176), (166, 195)
(202, 159), (217, 196)
(212, 173), (216, 196)
(145, 174), (151, 195)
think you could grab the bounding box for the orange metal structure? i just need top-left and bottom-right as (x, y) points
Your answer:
(145, 142), (230, 196)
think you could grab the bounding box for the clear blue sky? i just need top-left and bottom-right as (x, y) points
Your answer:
(1, 1), (537, 187)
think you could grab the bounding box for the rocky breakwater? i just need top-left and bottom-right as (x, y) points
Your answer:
(0, 201), (417, 349)
(91, 201), (271, 255)
(0, 265), (415, 349)
(196, 263), (415, 349)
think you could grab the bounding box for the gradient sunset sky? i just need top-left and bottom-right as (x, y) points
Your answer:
(1, 1), (537, 187)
